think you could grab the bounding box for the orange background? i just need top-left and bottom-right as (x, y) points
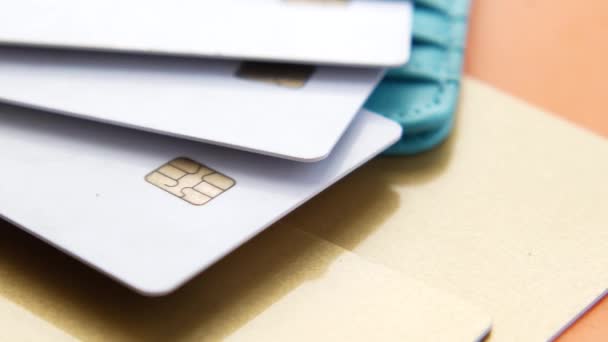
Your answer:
(464, 1), (608, 340)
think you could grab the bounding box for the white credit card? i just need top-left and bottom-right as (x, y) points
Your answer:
(0, 0), (413, 67)
(0, 104), (402, 296)
(0, 46), (383, 162)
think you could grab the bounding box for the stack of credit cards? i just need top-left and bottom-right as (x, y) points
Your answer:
(0, 0), (419, 295)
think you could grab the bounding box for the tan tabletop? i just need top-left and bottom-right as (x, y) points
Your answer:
(465, 1), (608, 340)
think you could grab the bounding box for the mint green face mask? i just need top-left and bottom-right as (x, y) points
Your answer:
(365, 0), (471, 155)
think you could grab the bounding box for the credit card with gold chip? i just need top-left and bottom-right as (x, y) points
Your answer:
(0, 46), (384, 161)
(0, 104), (401, 295)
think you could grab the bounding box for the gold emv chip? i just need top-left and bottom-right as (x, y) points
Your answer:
(235, 62), (315, 89)
(146, 157), (235, 206)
